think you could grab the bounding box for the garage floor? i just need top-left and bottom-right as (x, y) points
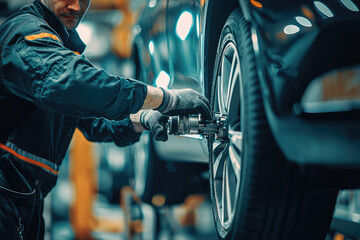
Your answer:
(49, 190), (360, 240)
(50, 197), (218, 240)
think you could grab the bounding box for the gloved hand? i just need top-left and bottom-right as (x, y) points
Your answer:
(140, 110), (169, 141)
(156, 88), (211, 120)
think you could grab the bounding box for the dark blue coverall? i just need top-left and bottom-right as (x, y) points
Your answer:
(0, 0), (148, 238)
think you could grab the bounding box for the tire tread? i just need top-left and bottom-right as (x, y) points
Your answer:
(210, 8), (338, 240)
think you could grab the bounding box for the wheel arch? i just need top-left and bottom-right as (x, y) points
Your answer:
(203, 0), (239, 98)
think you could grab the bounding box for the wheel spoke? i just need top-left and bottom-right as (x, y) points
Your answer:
(228, 130), (242, 154)
(222, 53), (232, 109)
(221, 160), (227, 225)
(225, 159), (233, 222)
(228, 144), (241, 181)
(226, 53), (240, 112)
(213, 144), (227, 180)
(217, 75), (225, 115)
(219, 54), (227, 114)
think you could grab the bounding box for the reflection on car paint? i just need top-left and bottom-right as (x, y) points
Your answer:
(314, 1), (334, 18)
(176, 11), (194, 40)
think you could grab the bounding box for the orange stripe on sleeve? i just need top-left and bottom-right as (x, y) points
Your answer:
(25, 32), (61, 43)
(0, 143), (59, 175)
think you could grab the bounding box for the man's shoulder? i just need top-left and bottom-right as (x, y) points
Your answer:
(0, 12), (57, 44)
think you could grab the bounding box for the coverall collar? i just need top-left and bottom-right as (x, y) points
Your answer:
(27, 0), (86, 54)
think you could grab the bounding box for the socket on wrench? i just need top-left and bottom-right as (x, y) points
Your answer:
(167, 114), (228, 140)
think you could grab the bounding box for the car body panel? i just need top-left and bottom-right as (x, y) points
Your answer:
(240, 0), (360, 165)
(132, 0), (210, 163)
(166, 0), (202, 91)
(153, 135), (209, 162)
(133, 0), (170, 85)
(134, 0), (208, 92)
(132, 0), (360, 165)
(243, 0), (360, 113)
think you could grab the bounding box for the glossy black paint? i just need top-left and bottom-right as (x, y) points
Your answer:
(132, 0), (360, 165)
(244, 0), (360, 164)
(245, 0), (360, 113)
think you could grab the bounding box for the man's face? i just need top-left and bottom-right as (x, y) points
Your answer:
(41, 0), (90, 30)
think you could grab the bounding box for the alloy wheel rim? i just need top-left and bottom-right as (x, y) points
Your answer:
(212, 41), (243, 229)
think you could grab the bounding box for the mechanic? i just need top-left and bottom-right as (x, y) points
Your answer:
(0, 0), (211, 239)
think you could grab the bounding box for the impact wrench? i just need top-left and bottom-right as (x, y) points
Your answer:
(167, 114), (229, 140)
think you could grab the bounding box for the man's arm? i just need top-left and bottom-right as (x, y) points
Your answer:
(3, 17), (210, 122)
(141, 86), (164, 109)
(79, 110), (169, 144)
(2, 20), (147, 121)
(77, 117), (142, 147)
(130, 111), (146, 132)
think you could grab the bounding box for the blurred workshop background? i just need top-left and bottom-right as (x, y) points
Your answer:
(1, 1), (360, 240)
(0, 1), (217, 239)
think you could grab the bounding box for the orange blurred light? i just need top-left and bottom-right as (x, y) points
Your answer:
(276, 32), (287, 40)
(334, 233), (345, 240)
(152, 195), (166, 207)
(301, 5), (315, 20)
(251, 0), (263, 8)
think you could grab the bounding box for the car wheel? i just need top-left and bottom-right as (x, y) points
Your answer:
(209, 9), (338, 239)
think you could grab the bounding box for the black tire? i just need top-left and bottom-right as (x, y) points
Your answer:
(209, 9), (338, 240)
